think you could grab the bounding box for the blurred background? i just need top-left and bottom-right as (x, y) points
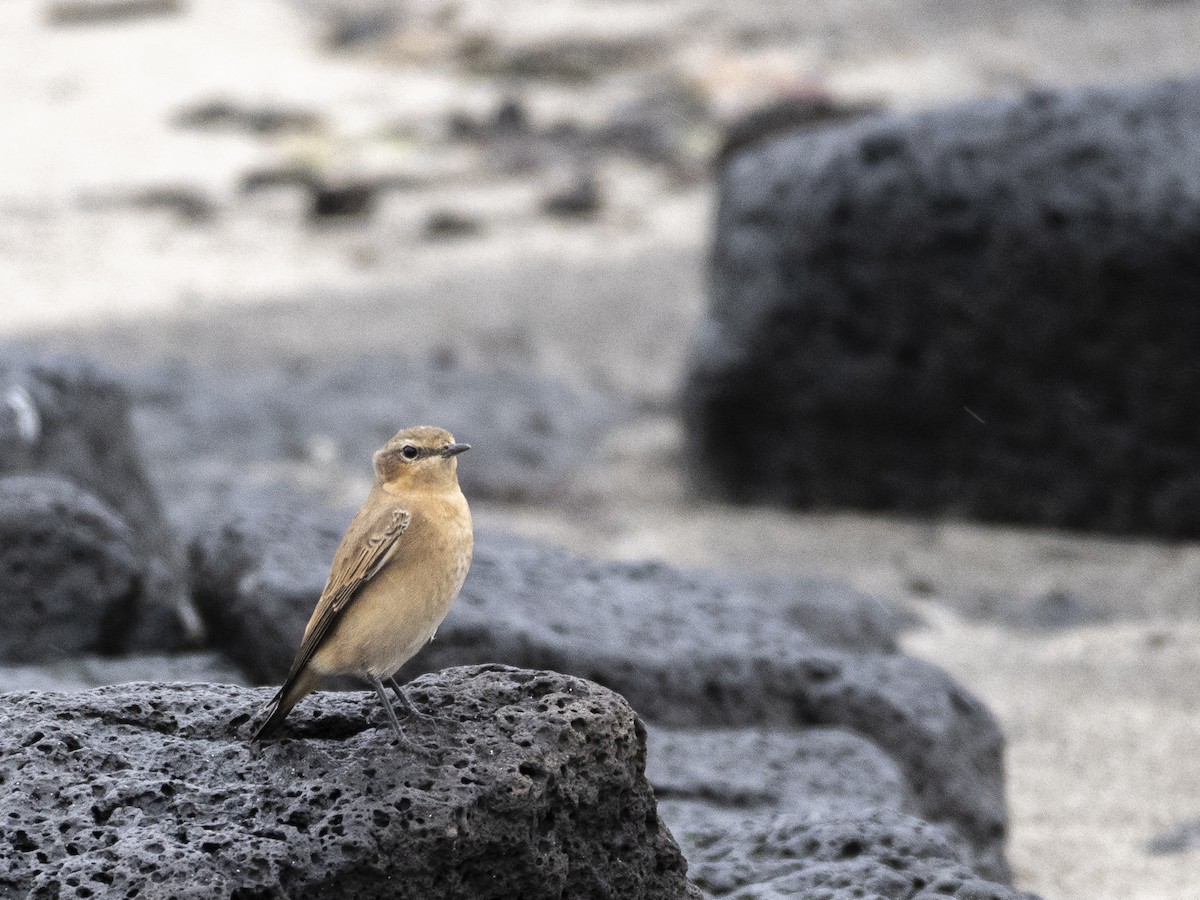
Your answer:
(4, 1), (1200, 897)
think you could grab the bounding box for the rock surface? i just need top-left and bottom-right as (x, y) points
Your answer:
(0, 666), (701, 900)
(0, 476), (141, 662)
(685, 813), (1041, 900)
(646, 725), (914, 834)
(685, 77), (1200, 537)
(188, 500), (1014, 883)
(0, 356), (193, 650)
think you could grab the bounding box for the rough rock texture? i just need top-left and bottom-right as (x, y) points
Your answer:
(645, 726), (913, 835)
(0, 356), (193, 649)
(685, 814), (1041, 900)
(188, 501), (1013, 882)
(0, 666), (701, 900)
(0, 476), (141, 662)
(685, 77), (1200, 537)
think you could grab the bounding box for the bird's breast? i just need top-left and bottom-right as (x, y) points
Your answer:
(313, 487), (472, 679)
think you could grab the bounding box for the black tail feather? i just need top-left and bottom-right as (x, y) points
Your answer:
(251, 670), (317, 742)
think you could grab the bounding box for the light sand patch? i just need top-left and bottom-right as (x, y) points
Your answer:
(906, 614), (1200, 900)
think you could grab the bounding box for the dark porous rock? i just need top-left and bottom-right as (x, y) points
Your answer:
(646, 725), (913, 836)
(685, 814), (1041, 899)
(0, 357), (169, 548)
(686, 77), (1200, 537)
(189, 504), (1011, 881)
(0, 355), (194, 650)
(0, 476), (141, 662)
(0, 667), (701, 899)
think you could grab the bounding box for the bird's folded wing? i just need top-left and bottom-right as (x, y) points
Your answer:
(284, 505), (411, 681)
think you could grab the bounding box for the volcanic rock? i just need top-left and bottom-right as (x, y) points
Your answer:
(0, 476), (141, 662)
(0, 356), (194, 650)
(0, 666), (700, 899)
(685, 77), (1200, 537)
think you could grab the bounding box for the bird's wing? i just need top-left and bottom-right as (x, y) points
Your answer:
(283, 501), (411, 682)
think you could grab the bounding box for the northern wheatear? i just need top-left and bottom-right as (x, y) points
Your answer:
(253, 426), (472, 741)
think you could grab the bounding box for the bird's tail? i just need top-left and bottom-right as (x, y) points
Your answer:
(252, 669), (318, 742)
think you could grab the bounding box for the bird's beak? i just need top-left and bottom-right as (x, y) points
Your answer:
(441, 443), (471, 458)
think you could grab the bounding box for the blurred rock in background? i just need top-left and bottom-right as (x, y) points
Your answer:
(686, 77), (1200, 537)
(0, 357), (197, 651)
(0, 476), (141, 661)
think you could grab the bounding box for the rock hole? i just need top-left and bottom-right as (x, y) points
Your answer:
(9, 830), (37, 852)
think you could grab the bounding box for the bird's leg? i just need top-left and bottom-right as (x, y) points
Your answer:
(387, 676), (429, 720)
(387, 676), (462, 726)
(368, 676), (407, 741)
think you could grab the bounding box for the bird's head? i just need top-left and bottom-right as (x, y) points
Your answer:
(373, 426), (470, 490)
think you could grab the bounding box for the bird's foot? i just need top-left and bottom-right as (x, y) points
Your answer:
(387, 677), (460, 727)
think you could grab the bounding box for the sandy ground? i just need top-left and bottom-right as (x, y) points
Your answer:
(4, 2), (1200, 897)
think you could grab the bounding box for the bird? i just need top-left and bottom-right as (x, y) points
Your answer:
(252, 425), (473, 742)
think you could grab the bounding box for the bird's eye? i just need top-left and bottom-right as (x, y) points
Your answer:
(400, 445), (419, 460)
